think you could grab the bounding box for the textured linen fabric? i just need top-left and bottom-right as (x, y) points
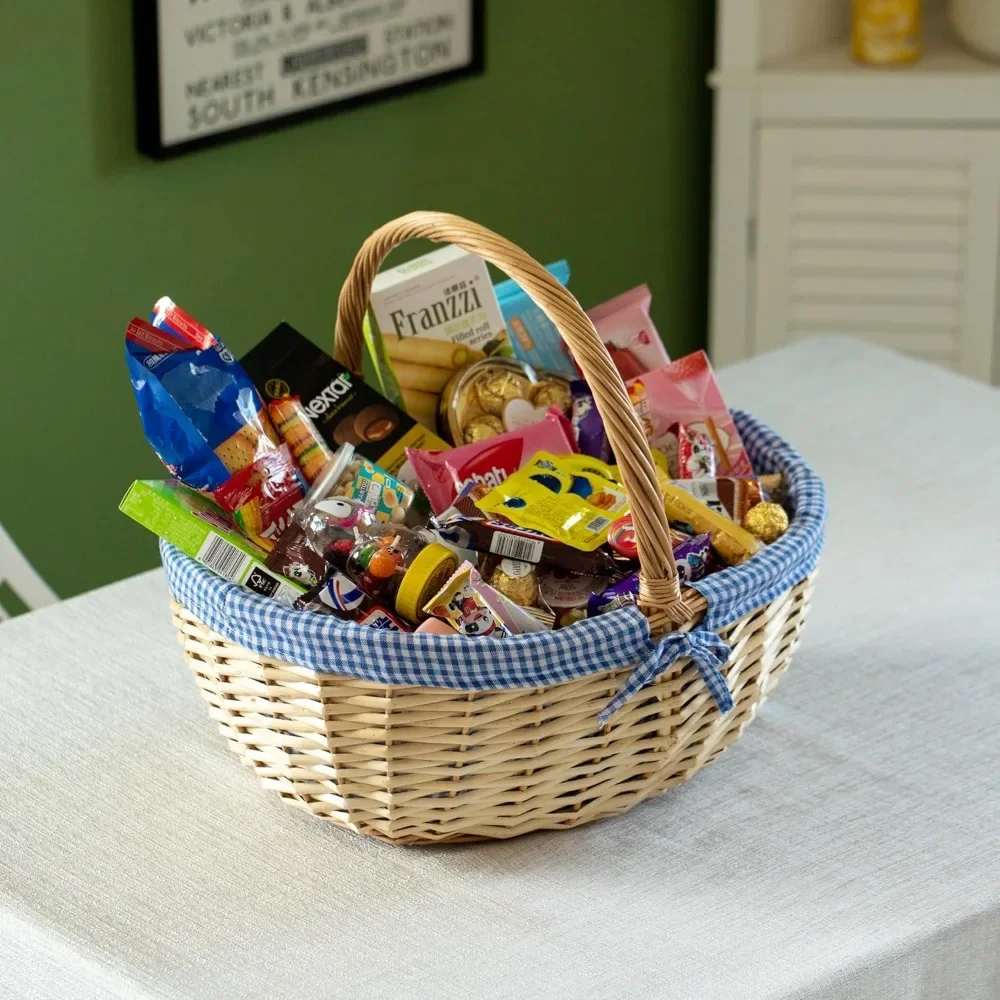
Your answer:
(1, 337), (998, 1000)
(159, 408), (826, 718)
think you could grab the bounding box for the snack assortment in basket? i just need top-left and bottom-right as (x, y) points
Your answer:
(121, 214), (828, 846)
(121, 266), (793, 646)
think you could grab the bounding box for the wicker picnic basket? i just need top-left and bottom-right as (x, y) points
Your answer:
(167, 212), (824, 843)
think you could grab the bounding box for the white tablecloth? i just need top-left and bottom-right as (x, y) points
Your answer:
(2, 337), (998, 1000)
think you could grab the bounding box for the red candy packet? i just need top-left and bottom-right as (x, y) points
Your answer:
(406, 408), (576, 515)
(661, 422), (717, 479)
(211, 445), (304, 551)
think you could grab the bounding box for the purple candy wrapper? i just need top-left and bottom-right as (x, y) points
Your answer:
(672, 532), (711, 582)
(570, 379), (610, 462)
(587, 571), (639, 617)
(587, 532), (712, 617)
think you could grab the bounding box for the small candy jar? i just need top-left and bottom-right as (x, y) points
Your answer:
(301, 496), (377, 571)
(346, 523), (427, 606)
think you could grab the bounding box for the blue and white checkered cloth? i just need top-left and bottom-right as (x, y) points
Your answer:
(162, 410), (826, 724)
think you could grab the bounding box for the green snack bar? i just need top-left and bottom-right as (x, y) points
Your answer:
(120, 480), (305, 606)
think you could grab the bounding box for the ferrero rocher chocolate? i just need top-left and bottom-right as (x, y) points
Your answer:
(463, 414), (504, 444)
(742, 502), (789, 543)
(438, 357), (574, 446)
(476, 370), (531, 416)
(488, 558), (539, 607)
(531, 380), (572, 412)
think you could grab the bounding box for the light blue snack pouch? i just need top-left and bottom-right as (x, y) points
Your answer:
(493, 261), (576, 377)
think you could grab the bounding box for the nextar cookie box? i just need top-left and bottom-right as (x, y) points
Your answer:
(241, 322), (449, 484)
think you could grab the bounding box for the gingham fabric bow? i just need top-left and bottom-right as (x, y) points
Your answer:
(599, 628), (734, 725)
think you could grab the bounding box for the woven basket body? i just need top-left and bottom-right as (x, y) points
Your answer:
(172, 575), (813, 843)
(163, 212), (825, 843)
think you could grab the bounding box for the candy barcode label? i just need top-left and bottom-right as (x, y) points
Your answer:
(490, 531), (544, 564)
(676, 479), (726, 515)
(196, 532), (251, 583)
(585, 515), (612, 533)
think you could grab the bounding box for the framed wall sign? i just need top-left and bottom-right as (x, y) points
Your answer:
(133, 0), (484, 159)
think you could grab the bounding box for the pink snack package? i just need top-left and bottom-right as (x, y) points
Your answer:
(586, 284), (670, 381)
(626, 351), (754, 477)
(407, 408), (577, 515)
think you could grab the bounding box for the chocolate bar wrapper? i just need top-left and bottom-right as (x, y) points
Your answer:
(672, 532), (711, 582)
(433, 492), (618, 576)
(587, 532), (711, 619)
(570, 380), (611, 462)
(241, 322), (450, 484)
(669, 477), (762, 522)
(587, 572), (639, 617)
(265, 520), (327, 588)
(264, 447), (365, 587)
(267, 495), (378, 588)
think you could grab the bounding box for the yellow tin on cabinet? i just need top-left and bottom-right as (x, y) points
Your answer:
(852, 0), (922, 65)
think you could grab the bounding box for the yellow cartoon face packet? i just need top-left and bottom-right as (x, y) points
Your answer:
(473, 451), (629, 551)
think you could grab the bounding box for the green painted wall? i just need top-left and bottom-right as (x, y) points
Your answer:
(0, 1), (713, 599)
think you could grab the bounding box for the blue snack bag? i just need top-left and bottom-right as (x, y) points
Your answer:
(126, 301), (276, 490)
(493, 261), (576, 377)
(125, 299), (304, 551)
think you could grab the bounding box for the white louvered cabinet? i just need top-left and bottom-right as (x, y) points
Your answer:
(753, 127), (1000, 377)
(709, 0), (1000, 383)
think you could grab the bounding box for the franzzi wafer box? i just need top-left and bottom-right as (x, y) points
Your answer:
(362, 245), (510, 428)
(120, 479), (305, 605)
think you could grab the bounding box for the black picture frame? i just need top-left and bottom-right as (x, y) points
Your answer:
(133, 0), (485, 160)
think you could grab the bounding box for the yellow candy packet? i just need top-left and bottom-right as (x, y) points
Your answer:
(556, 453), (622, 483)
(474, 451), (629, 551)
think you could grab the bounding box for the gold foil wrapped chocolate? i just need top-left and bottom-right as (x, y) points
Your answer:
(488, 558), (539, 607)
(463, 415), (504, 444)
(530, 380), (572, 412)
(742, 502), (789, 543)
(475, 370), (531, 416)
(438, 357), (572, 445)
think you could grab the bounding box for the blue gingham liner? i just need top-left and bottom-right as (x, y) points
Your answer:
(162, 410), (826, 723)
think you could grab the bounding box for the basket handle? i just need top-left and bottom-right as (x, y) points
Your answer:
(333, 211), (690, 633)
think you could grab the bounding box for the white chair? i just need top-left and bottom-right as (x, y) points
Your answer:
(0, 524), (58, 620)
